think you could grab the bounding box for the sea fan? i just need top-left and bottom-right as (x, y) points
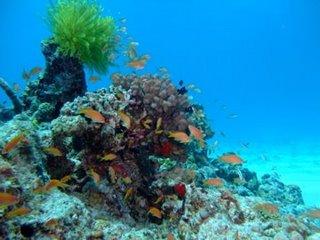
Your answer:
(47, 0), (117, 73)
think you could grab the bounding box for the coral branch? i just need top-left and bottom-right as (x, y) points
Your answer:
(0, 77), (23, 113)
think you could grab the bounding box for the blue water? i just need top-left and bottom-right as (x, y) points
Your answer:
(1, 0), (320, 205)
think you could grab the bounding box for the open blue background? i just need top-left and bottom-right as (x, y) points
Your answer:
(1, 0), (320, 204)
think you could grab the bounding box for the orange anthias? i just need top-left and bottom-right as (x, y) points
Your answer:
(79, 108), (106, 123)
(34, 179), (70, 193)
(203, 178), (223, 187)
(188, 124), (205, 147)
(168, 131), (189, 144)
(5, 207), (31, 219)
(2, 134), (28, 154)
(148, 207), (162, 219)
(0, 192), (19, 206)
(219, 153), (243, 165)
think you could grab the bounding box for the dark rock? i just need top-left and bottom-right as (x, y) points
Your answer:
(20, 224), (36, 238)
(23, 40), (86, 121)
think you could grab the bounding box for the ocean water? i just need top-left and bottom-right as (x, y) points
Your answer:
(1, 0), (320, 211)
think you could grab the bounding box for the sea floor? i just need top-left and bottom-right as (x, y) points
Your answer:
(215, 140), (320, 207)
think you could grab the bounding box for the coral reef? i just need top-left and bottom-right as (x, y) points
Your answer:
(0, 2), (318, 239)
(1, 70), (318, 239)
(23, 41), (86, 121)
(47, 0), (117, 73)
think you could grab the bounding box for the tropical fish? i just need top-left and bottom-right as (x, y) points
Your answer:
(2, 133), (27, 155)
(122, 176), (132, 184)
(155, 117), (163, 134)
(188, 125), (204, 147)
(126, 41), (139, 60)
(89, 75), (101, 83)
(303, 208), (320, 219)
(34, 179), (69, 193)
(44, 218), (59, 228)
(0, 192), (19, 206)
(219, 153), (243, 165)
(241, 142), (250, 149)
(89, 169), (100, 184)
(22, 70), (31, 80)
(168, 131), (189, 144)
(186, 84), (201, 93)
(124, 187), (134, 201)
(154, 195), (164, 205)
(60, 175), (72, 183)
(43, 147), (63, 157)
(13, 83), (20, 92)
(228, 113), (239, 119)
(148, 207), (162, 219)
(188, 125), (202, 140)
(118, 111), (131, 129)
(80, 108), (106, 123)
(127, 55), (150, 70)
(167, 233), (175, 240)
(5, 207), (31, 219)
(29, 66), (42, 75)
(203, 178), (223, 187)
(101, 153), (117, 161)
(142, 118), (152, 129)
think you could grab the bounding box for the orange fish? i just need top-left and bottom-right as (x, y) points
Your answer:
(188, 124), (205, 147)
(44, 218), (59, 228)
(219, 153), (243, 165)
(142, 118), (152, 129)
(155, 117), (163, 134)
(60, 175), (72, 183)
(167, 233), (175, 240)
(2, 134), (27, 154)
(127, 55), (150, 70)
(43, 147), (63, 157)
(118, 111), (131, 129)
(148, 207), (162, 219)
(168, 131), (189, 144)
(203, 178), (223, 187)
(154, 195), (164, 205)
(5, 207), (31, 219)
(89, 169), (100, 184)
(44, 179), (69, 191)
(22, 70), (31, 80)
(89, 75), (101, 83)
(101, 153), (117, 161)
(0, 192), (19, 206)
(303, 208), (320, 219)
(124, 187), (134, 201)
(30, 66), (42, 75)
(80, 108), (106, 123)
(34, 179), (69, 193)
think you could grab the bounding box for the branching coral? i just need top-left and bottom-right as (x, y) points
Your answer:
(47, 0), (117, 73)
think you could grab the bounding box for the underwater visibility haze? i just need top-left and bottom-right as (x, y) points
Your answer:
(0, 0), (320, 239)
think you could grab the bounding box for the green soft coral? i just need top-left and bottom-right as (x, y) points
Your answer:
(48, 0), (117, 73)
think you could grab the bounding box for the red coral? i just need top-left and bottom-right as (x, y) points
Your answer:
(174, 182), (186, 199)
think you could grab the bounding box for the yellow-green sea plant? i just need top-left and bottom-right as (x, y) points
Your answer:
(47, 0), (117, 73)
